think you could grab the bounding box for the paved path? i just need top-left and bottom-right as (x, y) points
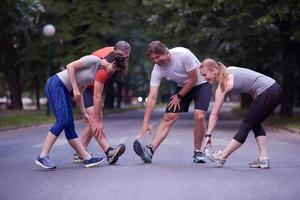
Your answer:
(0, 104), (299, 200)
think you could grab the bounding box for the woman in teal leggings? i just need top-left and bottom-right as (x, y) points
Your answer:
(35, 51), (126, 170)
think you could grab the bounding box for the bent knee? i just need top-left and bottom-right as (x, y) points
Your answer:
(163, 113), (179, 122)
(194, 110), (206, 121)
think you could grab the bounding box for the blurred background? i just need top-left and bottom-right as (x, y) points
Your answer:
(0, 0), (299, 127)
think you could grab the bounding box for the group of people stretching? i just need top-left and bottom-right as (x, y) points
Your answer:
(35, 40), (281, 170)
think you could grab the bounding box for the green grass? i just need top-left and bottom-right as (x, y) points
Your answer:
(0, 105), (142, 131)
(3, 104), (298, 133)
(266, 114), (300, 130)
(232, 107), (300, 133)
(0, 110), (55, 130)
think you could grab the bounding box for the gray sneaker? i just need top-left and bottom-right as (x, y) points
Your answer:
(204, 148), (226, 168)
(193, 150), (206, 163)
(35, 155), (56, 169)
(249, 158), (270, 169)
(133, 139), (153, 163)
(106, 144), (126, 165)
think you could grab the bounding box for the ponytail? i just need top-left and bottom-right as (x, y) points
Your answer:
(217, 62), (229, 92)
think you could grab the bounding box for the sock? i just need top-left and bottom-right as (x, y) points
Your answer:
(85, 154), (92, 160)
(194, 149), (202, 153)
(40, 153), (47, 158)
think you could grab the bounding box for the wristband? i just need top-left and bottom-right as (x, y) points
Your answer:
(177, 93), (184, 99)
(205, 134), (211, 138)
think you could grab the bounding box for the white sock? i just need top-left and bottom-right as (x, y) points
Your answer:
(40, 153), (47, 158)
(84, 154), (92, 160)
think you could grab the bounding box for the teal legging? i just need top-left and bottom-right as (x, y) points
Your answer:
(45, 75), (78, 140)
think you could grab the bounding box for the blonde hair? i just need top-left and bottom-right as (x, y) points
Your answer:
(200, 58), (229, 92)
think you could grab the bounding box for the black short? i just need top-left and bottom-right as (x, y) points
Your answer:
(83, 87), (94, 108)
(166, 82), (212, 113)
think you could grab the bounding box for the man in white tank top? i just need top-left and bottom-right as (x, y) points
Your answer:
(133, 41), (212, 163)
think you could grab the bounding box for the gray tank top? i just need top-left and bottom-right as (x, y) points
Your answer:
(228, 66), (275, 98)
(57, 55), (103, 91)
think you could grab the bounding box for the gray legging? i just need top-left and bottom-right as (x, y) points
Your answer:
(233, 82), (281, 144)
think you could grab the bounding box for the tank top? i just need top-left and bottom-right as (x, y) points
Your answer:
(228, 66), (276, 98)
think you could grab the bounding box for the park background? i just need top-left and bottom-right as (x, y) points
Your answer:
(0, 0), (299, 130)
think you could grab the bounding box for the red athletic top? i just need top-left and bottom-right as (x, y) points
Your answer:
(92, 47), (113, 59)
(87, 47), (114, 89)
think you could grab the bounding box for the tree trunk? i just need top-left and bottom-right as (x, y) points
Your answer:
(35, 75), (40, 110)
(104, 76), (116, 108)
(280, 70), (294, 117)
(5, 67), (23, 109)
(116, 81), (123, 108)
(279, 30), (295, 117)
(0, 41), (23, 110)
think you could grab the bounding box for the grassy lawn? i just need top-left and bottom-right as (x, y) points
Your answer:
(266, 114), (300, 131)
(1, 104), (299, 133)
(0, 105), (142, 131)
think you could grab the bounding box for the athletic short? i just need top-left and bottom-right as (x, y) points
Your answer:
(166, 82), (212, 113)
(83, 87), (94, 108)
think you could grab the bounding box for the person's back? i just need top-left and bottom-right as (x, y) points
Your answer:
(92, 47), (114, 58)
(57, 55), (103, 91)
(228, 66), (276, 98)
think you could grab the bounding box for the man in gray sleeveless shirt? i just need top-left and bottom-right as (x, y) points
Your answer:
(133, 41), (212, 163)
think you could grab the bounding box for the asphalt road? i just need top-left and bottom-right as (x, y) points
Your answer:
(0, 104), (300, 200)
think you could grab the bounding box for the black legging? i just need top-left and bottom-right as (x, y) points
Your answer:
(233, 82), (281, 144)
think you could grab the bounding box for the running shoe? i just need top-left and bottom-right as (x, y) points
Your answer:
(193, 150), (206, 163)
(249, 158), (270, 169)
(73, 153), (84, 163)
(84, 156), (105, 168)
(133, 139), (153, 163)
(106, 144), (126, 164)
(204, 148), (226, 168)
(35, 155), (56, 169)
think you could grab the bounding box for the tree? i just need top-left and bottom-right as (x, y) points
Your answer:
(0, 0), (45, 109)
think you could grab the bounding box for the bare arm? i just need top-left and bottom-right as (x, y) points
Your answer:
(168, 68), (198, 112)
(93, 81), (105, 123)
(207, 85), (226, 136)
(178, 68), (198, 96)
(66, 60), (85, 102)
(139, 85), (159, 139)
(77, 86), (87, 114)
(89, 81), (105, 137)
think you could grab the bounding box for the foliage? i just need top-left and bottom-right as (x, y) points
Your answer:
(1, 0), (299, 116)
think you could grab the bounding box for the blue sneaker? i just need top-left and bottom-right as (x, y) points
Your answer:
(84, 156), (105, 168)
(35, 155), (56, 169)
(133, 139), (153, 163)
